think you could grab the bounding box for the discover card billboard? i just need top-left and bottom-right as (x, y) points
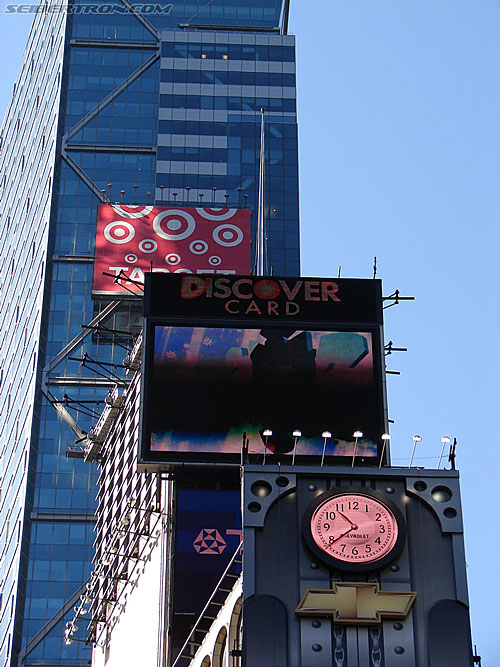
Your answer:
(139, 274), (387, 468)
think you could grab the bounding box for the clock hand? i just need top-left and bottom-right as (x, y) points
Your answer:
(338, 511), (358, 530)
(329, 526), (355, 545)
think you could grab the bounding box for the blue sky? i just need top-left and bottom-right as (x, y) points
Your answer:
(291, 1), (499, 661)
(1, 0), (499, 662)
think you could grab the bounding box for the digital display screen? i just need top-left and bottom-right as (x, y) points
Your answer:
(140, 323), (385, 466)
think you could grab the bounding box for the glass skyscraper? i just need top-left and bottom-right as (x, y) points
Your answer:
(0, 0), (299, 665)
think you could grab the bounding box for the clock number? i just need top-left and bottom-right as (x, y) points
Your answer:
(365, 545), (372, 553)
(340, 544), (346, 553)
(323, 523), (330, 531)
(329, 536), (334, 544)
(365, 504), (369, 512)
(335, 503), (343, 512)
(375, 512), (381, 521)
(348, 501), (359, 510)
(326, 511), (336, 520)
(375, 537), (381, 545)
(352, 547), (358, 555)
(379, 525), (385, 533)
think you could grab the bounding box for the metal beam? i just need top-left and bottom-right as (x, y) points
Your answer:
(42, 388), (87, 440)
(43, 300), (121, 376)
(119, 0), (160, 40)
(60, 149), (107, 202)
(45, 377), (120, 387)
(63, 50), (159, 143)
(66, 144), (155, 154)
(17, 583), (88, 665)
(70, 38), (157, 50)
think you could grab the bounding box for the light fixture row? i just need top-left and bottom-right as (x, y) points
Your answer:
(259, 430), (454, 470)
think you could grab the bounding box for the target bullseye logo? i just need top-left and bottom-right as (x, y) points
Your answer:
(208, 255), (222, 266)
(189, 240), (209, 255)
(213, 224), (244, 247)
(139, 239), (158, 254)
(196, 208), (237, 221)
(104, 221), (135, 244)
(125, 253), (138, 263)
(165, 253), (181, 266)
(154, 209), (196, 241)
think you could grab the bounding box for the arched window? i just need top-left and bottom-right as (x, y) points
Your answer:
(213, 626), (227, 667)
(228, 597), (242, 667)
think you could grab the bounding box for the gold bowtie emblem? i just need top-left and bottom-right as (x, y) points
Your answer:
(296, 582), (416, 624)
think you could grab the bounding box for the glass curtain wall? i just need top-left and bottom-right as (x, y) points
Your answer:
(0, 9), (67, 666)
(0, 0), (298, 664)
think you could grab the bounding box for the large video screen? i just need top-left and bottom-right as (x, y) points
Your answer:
(140, 322), (385, 466)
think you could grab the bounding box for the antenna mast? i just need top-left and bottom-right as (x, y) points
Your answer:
(256, 107), (266, 275)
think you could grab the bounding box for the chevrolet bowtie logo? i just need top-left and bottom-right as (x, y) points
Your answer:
(295, 582), (416, 624)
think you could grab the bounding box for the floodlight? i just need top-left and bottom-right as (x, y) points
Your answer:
(438, 436), (452, 469)
(351, 430), (364, 467)
(409, 435), (422, 467)
(379, 433), (391, 468)
(292, 430), (302, 465)
(321, 431), (332, 466)
(262, 429), (272, 464)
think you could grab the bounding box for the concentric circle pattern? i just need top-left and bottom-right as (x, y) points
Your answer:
(95, 205), (251, 294)
(213, 224), (244, 247)
(103, 221), (135, 244)
(165, 253), (181, 265)
(189, 240), (209, 255)
(153, 209), (196, 241)
(138, 239), (158, 254)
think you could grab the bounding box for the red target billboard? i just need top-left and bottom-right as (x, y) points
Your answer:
(92, 205), (251, 297)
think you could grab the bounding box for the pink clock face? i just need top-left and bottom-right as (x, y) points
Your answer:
(310, 493), (398, 564)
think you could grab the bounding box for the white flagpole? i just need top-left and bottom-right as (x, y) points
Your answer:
(256, 107), (266, 275)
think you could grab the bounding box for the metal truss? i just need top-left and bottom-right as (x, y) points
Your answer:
(64, 474), (164, 648)
(62, 49), (160, 146)
(61, 25), (160, 202)
(42, 300), (123, 439)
